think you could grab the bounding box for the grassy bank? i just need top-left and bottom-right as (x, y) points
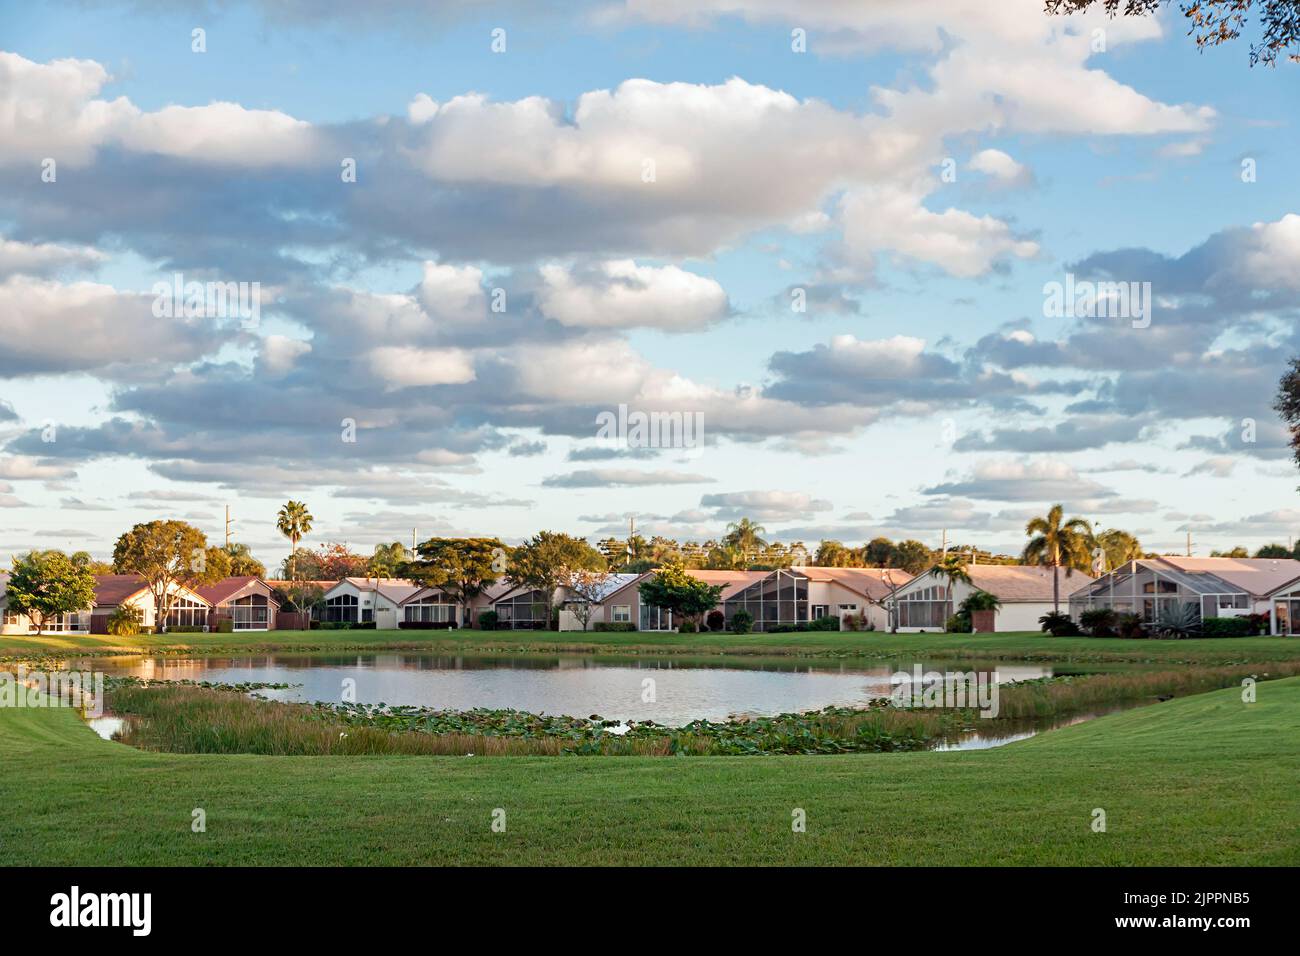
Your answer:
(102, 662), (1300, 757)
(5, 627), (1300, 665)
(2, 676), (1296, 865)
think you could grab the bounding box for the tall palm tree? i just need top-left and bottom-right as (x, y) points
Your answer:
(931, 552), (972, 589)
(1022, 504), (1092, 613)
(723, 518), (767, 558)
(277, 500), (314, 582)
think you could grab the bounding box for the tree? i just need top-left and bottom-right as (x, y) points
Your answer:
(814, 539), (855, 567)
(1211, 546), (1250, 557)
(112, 520), (217, 631)
(1255, 543), (1291, 557)
(368, 541), (410, 578)
(313, 543), (368, 580)
(862, 537), (899, 567)
(1046, 0), (1300, 66)
(69, 551), (115, 575)
(276, 500), (313, 583)
(722, 518), (767, 557)
(407, 537), (508, 626)
(280, 548), (323, 581)
(893, 539), (933, 574)
(1022, 505), (1093, 614)
(1096, 528), (1144, 571)
(704, 543), (746, 570)
(223, 542), (266, 577)
(931, 553), (973, 590)
(508, 532), (606, 630)
(563, 567), (614, 631)
(5, 550), (97, 633)
(637, 561), (726, 630)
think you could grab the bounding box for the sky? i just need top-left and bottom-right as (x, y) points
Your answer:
(1, 0), (1299, 569)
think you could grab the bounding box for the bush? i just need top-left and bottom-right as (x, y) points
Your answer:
(945, 614), (972, 634)
(1079, 607), (1119, 637)
(1117, 612), (1145, 639)
(592, 622), (635, 632)
(166, 624), (207, 633)
(313, 621), (377, 631)
(1246, 612), (1271, 636)
(1201, 616), (1255, 638)
(215, 618), (235, 633)
(106, 606), (143, 637)
(397, 620), (458, 630)
(706, 610), (725, 632)
(678, 619), (697, 633)
(730, 609), (753, 634)
(477, 611), (499, 631)
(1038, 611), (1080, 637)
(808, 614), (841, 631)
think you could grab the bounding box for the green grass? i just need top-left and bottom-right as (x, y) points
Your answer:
(5, 627), (1300, 664)
(3, 676), (1297, 865)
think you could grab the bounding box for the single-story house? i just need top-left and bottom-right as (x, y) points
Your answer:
(892, 563), (1096, 632)
(319, 577), (422, 629)
(451, 574), (646, 630)
(1, 573), (214, 635)
(1070, 556), (1300, 633)
(194, 575), (280, 631)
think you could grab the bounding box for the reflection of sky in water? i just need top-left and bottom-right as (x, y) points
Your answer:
(87, 655), (1055, 727)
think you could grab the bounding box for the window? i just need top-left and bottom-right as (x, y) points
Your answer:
(812, 604), (829, 618)
(495, 590), (550, 629)
(838, 604), (857, 612)
(38, 611), (90, 632)
(229, 594), (269, 630)
(612, 605), (631, 623)
(896, 584), (952, 628)
(3, 609), (20, 625)
(323, 593), (359, 623)
(166, 597), (206, 629)
(723, 570), (808, 632)
(405, 592), (453, 623)
(639, 604), (673, 631)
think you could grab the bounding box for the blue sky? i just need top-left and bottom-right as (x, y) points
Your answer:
(2, 0), (1299, 568)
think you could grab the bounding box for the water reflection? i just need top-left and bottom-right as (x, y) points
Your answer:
(81, 653), (1057, 728)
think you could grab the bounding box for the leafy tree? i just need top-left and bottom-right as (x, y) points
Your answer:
(861, 537), (898, 567)
(279, 547), (323, 580)
(112, 520), (217, 631)
(69, 550), (115, 575)
(638, 561), (726, 630)
(892, 539), (933, 574)
(508, 532), (605, 630)
(704, 543), (747, 570)
(223, 542), (266, 577)
(5, 550), (97, 633)
(408, 537), (508, 626)
(203, 546), (233, 581)
(1211, 546), (1250, 557)
(1046, 0), (1300, 66)
(1255, 543), (1291, 557)
(814, 539), (855, 567)
(1022, 505), (1093, 613)
(314, 543), (369, 580)
(276, 500), (313, 582)
(368, 541), (410, 577)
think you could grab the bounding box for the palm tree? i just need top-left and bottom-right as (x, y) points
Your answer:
(1096, 528), (1143, 571)
(723, 518), (767, 558)
(1022, 504), (1092, 614)
(277, 500), (314, 582)
(931, 552), (972, 588)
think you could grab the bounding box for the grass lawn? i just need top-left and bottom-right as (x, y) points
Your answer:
(2, 677), (1296, 865)
(5, 627), (1300, 664)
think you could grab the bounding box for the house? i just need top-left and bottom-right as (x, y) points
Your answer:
(455, 574), (646, 630)
(1, 573), (215, 635)
(319, 577), (422, 629)
(892, 564), (1096, 632)
(1070, 556), (1300, 633)
(194, 576), (280, 631)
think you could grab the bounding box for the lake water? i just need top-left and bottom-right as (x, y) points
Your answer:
(80, 653), (1058, 728)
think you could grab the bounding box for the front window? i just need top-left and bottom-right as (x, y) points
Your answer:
(812, 604), (829, 618)
(166, 597), (206, 629)
(639, 604), (673, 631)
(323, 593), (359, 623)
(612, 605), (631, 623)
(405, 593), (453, 623)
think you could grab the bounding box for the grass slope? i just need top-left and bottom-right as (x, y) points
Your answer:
(2, 677), (1296, 865)
(5, 628), (1299, 664)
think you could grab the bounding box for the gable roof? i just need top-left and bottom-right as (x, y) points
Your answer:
(964, 564), (1095, 602)
(194, 576), (279, 607)
(324, 577), (422, 603)
(793, 566), (914, 601)
(683, 569), (768, 601)
(92, 574), (152, 606)
(1155, 556), (1300, 598)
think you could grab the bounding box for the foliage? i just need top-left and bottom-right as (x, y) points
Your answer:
(476, 610), (499, 631)
(705, 610), (726, 631)
(508, 532), (605, 630)
(406, 537), (507, 626)
(1201, 616), (1256, 638)
(930, 553), (972, 589)
(961, 590), (1002, 613)
(276, 501), (313, 582)
(215, 618), (234, 633)
(112, 520), (215, 630)
(1045, 0), (1300, 66)
(730, 609), (753, 634)
(1038, 610), (1081, 636)
(106, 605), (144, 636)
(1254, 543), (1291, 558)
(562, 567), (614, 631)
(222, 543), (266, 578)
(1079, 607), (1120, 637)
(368, 541), (410, 578)
(1023, 504), (1092, 612)
(1118, 612), (1146, 639)
(808, 615), (841, 631)
(5, 550), (97, 633)
(945, 614), (972, 634)
(637, 561), (726, 629)
(1152, 601), (1203, 639)
(678, 619), (697, 633)
(592, 622), (635, 632)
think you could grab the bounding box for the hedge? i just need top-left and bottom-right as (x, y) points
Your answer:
(592, 622), (636, 632)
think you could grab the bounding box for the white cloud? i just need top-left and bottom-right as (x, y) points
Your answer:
(968, 148), (1029, 184)
(367, 345), (477, 388)
(538, 260), (728, 331)
(0, 238), (105, 278)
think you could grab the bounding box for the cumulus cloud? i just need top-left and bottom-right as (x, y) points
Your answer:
(924, 460), (1117, 502)
(538, 260), (728, 331)
(542, 468), (713, 488)
(699, 490), (833, 522)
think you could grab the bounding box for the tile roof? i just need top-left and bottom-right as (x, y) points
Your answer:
(194, 576), (278, 606)
(1156, 556), (1300, 597)
(92, 574), (152, 606)
(793, 566), (915, 601)
(959, 564), (1095, 602)
(683, 569), (768, 601)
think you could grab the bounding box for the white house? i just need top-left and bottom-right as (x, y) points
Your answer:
(319, 577), (422, 629)
(891, 564), (1096, 632)
(1, 573), (212, 635)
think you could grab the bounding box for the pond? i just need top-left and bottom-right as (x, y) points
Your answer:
(79, 652), (1064, 729)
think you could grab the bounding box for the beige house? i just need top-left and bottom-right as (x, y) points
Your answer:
(319, 577), (422, 629)
(893, 564), (1096, 632)
(0, 573), (212, 635)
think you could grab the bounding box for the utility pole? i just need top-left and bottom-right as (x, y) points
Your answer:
(411, 527), (417, 558)
(941, 529), (947, 557)
(224, 505), (234, 548)
(1186, 530), (1193, 557)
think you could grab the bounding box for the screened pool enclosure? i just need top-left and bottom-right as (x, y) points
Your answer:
(722, 569), (809, 631)
(1067, 560), (1250, 623)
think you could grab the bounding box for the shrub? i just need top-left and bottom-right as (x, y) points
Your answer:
(1038, 611), (1080, 637)
(1152, 602), (1202, 639)
(1201, 616), (1254, 638)
(706, 610), (725, 632)
(106, 606), (143, 637)
(1117, 612), (1145, 639)
(592, 622), (635, 632)
(397, 620), (458, 630)
(730, 609), (753, 634)
(678, 618), (697, 633)
(166, 625), (206, 633)
(809, 614), (841, 631)
(945, 614), (972, 634)
(1079, 607), (1119, 637)
(1246, 612), (1271, 636)
(215, 619), (235, 633)
(477, 611), (499, 631)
